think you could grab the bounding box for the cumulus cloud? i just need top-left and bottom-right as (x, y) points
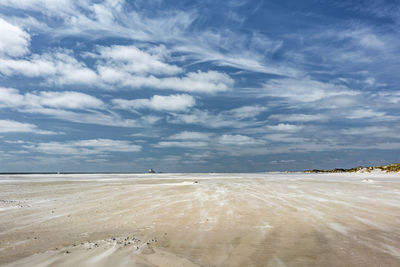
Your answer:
(0, 46), (233, 93)
(342, 126), (400, 138)
(0, 87), (104, 110)
(169, 110), (240, 128)
(334, 27), (386, 50)
(168, 131), (212, 140)
(156, 70), (233, 93)
(0, 52), (98, 85)
(28, 91), (104, 109)
(94, 45), (182, 75)
(24, 139), (142, 155)
(219, 134), (266, 146)
(154, 141), (208, 148)
(262, 78), (359, 102)
(0, 18), (30, 57)
(0, 4), (238, 94)
(0, 87), (137, 127)
(268, 113), (328, 122)
(169, 104), (264, 128)
(98, 69), (234, 93)
(227, 105), (267, 119)
(240, 123), (305, 136)
(112, 94), (195, 112)
(263, 133), (307, 143)
(345, 109), (386, 119)
(266, 123), (304, 132)
(376, 91), (400, 104)
(0, 1), (295, 77)
(0, 119), (58, 134)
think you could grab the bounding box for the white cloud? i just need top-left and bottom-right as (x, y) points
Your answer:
(0, 56), (54, 76)
(375, 91), (400, 104)
(155, 141), (208, 148)
(27, 91), (104, 109)
(342, 126), (400, 138)
(359, 33), (385, 49)
(95, 45), (182, 75)
(269, 113), (328, 122)
(96, 65), (127, 84)
(240, 124), (305, 136)
(169, 109), (250, 128)
(269, 159), (296, 164)
(0, 87), (24, 108)
(3, 140), (25, 144)
(266, 123), (304, 132)
(169, 104), (265, 129)
(174, 30), (301, 77)
(156, 70), (233, 93)
(168, 131), (212, 140)
(0, 52), (98, 85)
(0, 18), (30, 57)
(262, 78), (358, 102)
(113, 94), (195, 112)
(337, 27), (386, 50)
(25, 139), (142, 155)
(0, 0), (198, 53)
(0, 87), (137, 127)
(1, 0), (399, 164)
(346, 109), (386, 119)
(0, 1), (297, 77)
(219, 134), (265, 146)
(140, 115), (161, 125)
(85, 158), (108, 163)
(0, 0), (302, 78)
(0, 46), (233, 93)
(263, 133), (307, 143)
(0, 0), (77, 18)
(0, 87), (104, 110)
(0, 6), (241, 94)
(317, 95), (360, 109)
(227, 105), (267, 119)
(0, 119), (58, 134)
(23, 107), (137, 127)
(99, 69), (234, 94)
(71, 139), (141, 152)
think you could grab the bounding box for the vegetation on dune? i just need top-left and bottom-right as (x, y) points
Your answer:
(305, 163), (400, 173)
(375, 163), (400, 172)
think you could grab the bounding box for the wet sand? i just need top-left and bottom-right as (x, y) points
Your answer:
(0, 173), (399, 266)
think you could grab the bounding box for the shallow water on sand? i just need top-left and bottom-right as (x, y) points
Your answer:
(0, 173), (399, 266)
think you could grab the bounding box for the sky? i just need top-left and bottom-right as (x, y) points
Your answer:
(0, 0), (399, 172)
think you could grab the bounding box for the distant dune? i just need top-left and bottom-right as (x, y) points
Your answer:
(305, 163), (400, 173)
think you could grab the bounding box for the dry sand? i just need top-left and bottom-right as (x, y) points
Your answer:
(0, 172), (399, 266)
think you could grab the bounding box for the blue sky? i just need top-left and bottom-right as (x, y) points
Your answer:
(0, 0), (399, 172)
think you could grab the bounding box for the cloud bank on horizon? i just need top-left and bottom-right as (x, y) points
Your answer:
(0, 0), (399, 172)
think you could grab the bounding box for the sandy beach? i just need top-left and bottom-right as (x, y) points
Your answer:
(0, 173), (399, 266)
